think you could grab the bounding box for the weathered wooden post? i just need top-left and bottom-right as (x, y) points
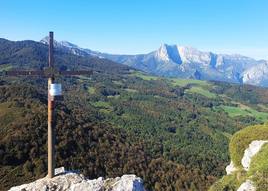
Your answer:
(47, 31), (55, 178)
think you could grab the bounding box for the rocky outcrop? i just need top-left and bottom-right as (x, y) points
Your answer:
(226, 161), (237, 175)
(225, 140), (268, 175)
(241, 140), (268, 171)
(237, 180), (255, 191)
(210, 124), (268, 191)
(223, 140), (268, 191)
(236, 140), (268, 191)
(9, 167), (145, 191)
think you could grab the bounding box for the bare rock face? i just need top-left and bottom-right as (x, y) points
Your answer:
(236, 140), (268, 191)
(9, 167), (145, 191)
(241, 140), (268, 171)
(237, 180), (256, 191)
(225, 161), (237, 175)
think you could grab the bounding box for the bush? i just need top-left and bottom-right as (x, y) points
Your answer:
(209, 172), (246, 191)
(23, 160), (34, 175)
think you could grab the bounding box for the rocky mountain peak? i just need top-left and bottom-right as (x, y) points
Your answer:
(156, 44), (182, 64)
(38, 38), (268, 87)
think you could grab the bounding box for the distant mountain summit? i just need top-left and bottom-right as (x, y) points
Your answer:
(40, 38), (268, 87)
(41, 37), (98, 57)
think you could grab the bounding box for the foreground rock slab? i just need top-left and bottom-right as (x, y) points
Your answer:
(226, 161), (237, 175)
(237, 180), (256, 191)
(9, 167), (145, 191)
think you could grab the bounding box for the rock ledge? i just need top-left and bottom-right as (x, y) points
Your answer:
(9, 167), (145, 191)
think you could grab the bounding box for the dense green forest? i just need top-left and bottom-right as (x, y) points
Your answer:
(1, 39), (268, 190)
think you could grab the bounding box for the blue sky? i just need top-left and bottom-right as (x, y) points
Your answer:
(1, 0), (268, 59)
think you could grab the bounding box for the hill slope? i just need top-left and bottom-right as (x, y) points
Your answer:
(1, 39), (268, 190)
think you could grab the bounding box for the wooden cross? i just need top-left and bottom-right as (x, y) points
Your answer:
(2, 32), (92, 178)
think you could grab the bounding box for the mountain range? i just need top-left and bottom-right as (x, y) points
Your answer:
(2, 36), (268, 190)
(41, 37), (268, 87)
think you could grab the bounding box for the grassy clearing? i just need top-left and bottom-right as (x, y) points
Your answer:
(220, 106), (251, 117)
(124, 88), (138, 93)
(257, 104), (268, 111)
(130, 71), (159, 81)
(112, 81), (123, 85)
(107, 95), (120, 99)
(91, 101), (112, 109)
(246, 108), (268, 122)
(88, 87), (96, 94)
(186, 86), (217, 98)
(169, 78), (210, 87)
(220, 105), (268, 122)
(0, 64), (12, 71)
(99, 108), (112, 114)
(78, 75), (91, 80)
(131, 70), (217, 99)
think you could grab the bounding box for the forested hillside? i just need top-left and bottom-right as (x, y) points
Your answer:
(1, 39), (268, 190)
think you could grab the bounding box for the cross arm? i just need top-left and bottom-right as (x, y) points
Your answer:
(2, 70), (45, 76)
(0, 69), (93, 77)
